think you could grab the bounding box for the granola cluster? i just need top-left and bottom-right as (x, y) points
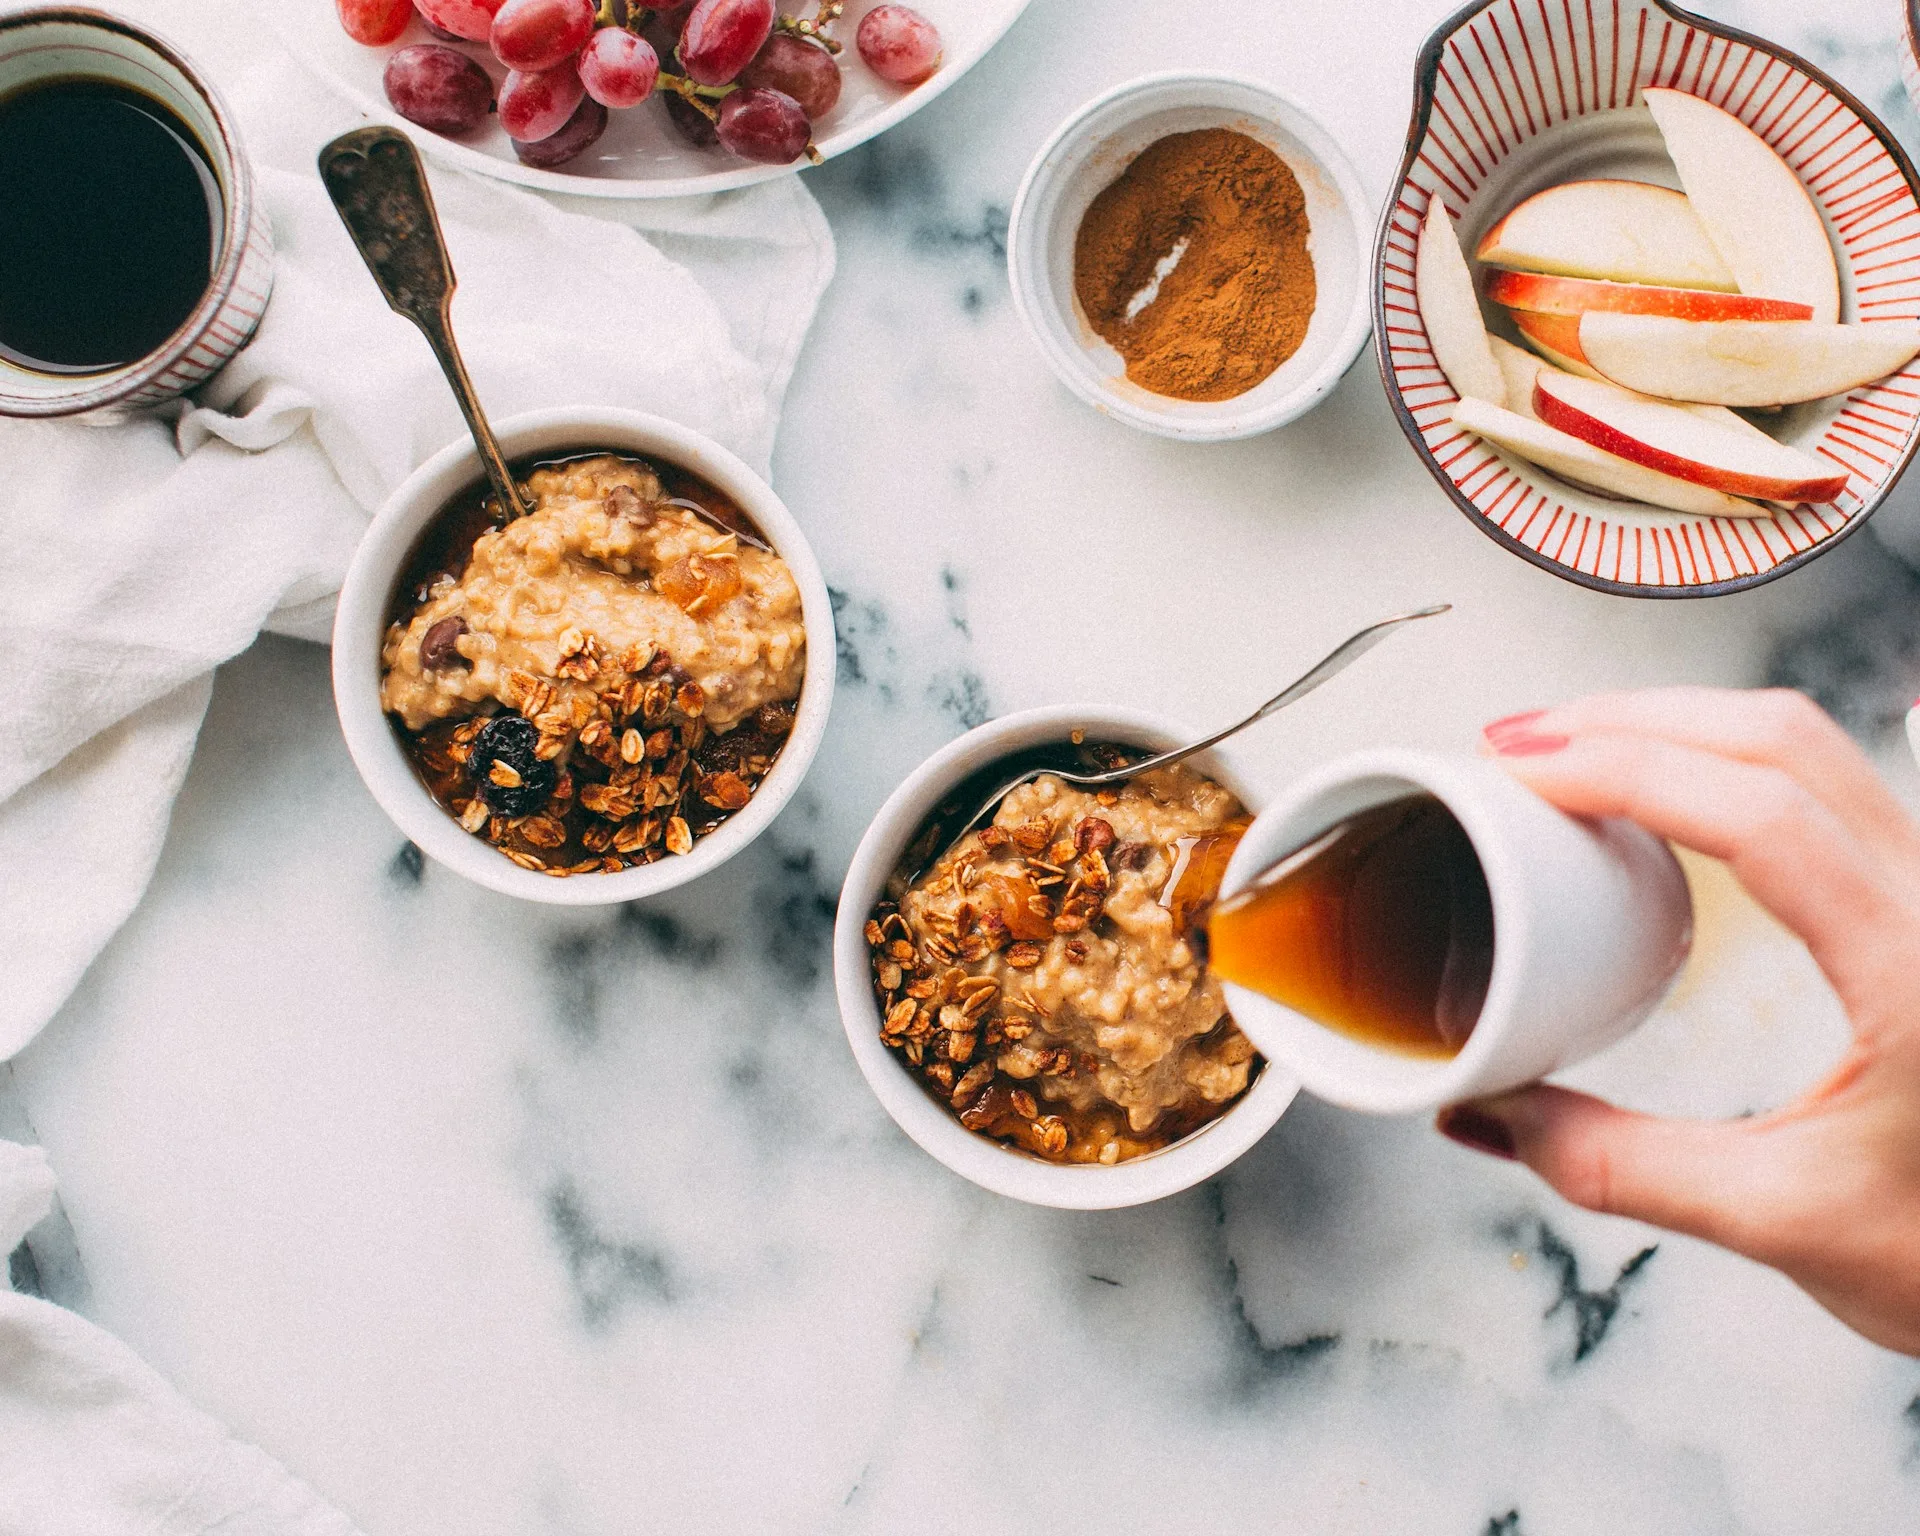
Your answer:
(381, 453), (803, 875)
(412, 644), (793, 875)
(868, 765), (1261, 1164)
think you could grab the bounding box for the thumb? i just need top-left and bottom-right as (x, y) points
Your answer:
(1437, 1086), (1786, 1255)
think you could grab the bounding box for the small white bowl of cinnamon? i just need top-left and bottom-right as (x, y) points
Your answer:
(1007, 72), (1373, 442)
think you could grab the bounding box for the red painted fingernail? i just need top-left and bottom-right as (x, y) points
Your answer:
(1484, 710), (1547, 741)
(1489, 730), (1570, 757)
(1437, 1104), (1517, 1160)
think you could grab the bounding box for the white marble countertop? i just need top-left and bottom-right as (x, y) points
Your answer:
(12, 0), (1920, 1530)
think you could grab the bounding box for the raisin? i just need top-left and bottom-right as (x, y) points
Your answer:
(467, 715), (555, 817)
(754, 700), (796, 737)
(419, 616), (468, 669)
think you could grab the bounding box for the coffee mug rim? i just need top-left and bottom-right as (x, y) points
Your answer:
(0, 5), (257, 417)
(1217, 747), (1539, 1112)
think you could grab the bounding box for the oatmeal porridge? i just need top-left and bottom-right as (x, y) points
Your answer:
(866, 759), (1263, 1164)
(380, 452), (806, 875)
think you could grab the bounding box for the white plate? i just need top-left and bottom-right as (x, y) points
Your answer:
(292, 0), (1031, 198)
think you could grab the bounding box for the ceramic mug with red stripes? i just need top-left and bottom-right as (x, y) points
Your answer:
(0, 7), (272, 419)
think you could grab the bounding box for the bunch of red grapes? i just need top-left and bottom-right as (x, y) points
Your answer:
(336, 0), (944, 169)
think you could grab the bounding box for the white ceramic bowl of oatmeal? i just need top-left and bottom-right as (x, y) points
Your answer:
(834, 705), (1300, 1208)
(333, 406), (834, 904)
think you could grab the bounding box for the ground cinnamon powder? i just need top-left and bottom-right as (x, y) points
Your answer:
(1073, 127), (1315, 403)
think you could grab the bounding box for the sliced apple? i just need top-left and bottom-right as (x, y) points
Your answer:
(1417, 200), (1505, 405)
(1486, 269), (1811, 322)
(1508, 309), (1605, 378)
(1489, 335), (1548, 418)
(1475, 178), (1736, 291)
(1642, 87), (1839, 325)
(1497, 305), (1605, 378)
(1451, 396), (1767, 517)
(1509, 316), (1788, 439)
(1578, 313), (1920, 405)
(1534, 369), (1847, 502)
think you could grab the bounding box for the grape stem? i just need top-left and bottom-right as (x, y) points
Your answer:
(660, 70), (823, 162)
(659, 70), (732, 119)
(774, 0), (844, 53)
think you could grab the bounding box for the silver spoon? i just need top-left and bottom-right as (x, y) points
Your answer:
(317, 126), (530, 520)
(895, 603), (1451, 885)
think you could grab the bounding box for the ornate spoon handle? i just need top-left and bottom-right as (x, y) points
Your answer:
(316, 126), (528, 520)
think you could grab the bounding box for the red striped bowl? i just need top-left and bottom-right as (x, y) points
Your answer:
(1905, 2), (1920, 124)
(1377, 0), (1920, 597)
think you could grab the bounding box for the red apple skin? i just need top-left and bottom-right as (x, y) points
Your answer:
(1532, 379), (1846, 502)
(1507, 309), (1609, 381)
(1487, 270), (1813, 322)
(1511, 310), (1589, 364)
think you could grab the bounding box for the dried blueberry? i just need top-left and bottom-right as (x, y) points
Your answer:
(467, 714), (555, 816)
(420, 616), (469, 669)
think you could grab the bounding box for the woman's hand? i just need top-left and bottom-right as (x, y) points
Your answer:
(1437, 687), (1920, 1355)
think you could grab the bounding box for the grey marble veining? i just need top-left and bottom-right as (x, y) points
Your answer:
(13, 0), (1920, 1531)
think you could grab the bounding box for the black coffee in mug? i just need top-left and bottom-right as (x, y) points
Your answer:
(0, 76), (221, 374)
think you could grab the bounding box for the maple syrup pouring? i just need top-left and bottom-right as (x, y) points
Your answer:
(1207, 795), (1495, 1059)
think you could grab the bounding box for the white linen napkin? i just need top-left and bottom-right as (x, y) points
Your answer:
(1, 1140), (367, 1536)
(0, 0), (835, 1055)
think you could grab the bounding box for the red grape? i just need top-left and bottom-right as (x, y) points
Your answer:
(413, 0), (505, 43)
(856, 5), (941, 86)
(738, 33), (840, 121)
(338, 0), (413, 46)
(499, 58), (585, 140)
(715, 86), (809, 163)
(663, 89), (720, 147)
(678, 0), (773, 86)
(384, 45), (496, 133)
(579, 28), (659, 108)
(513, 95), (608, 166)
(490, 0), (595, 72)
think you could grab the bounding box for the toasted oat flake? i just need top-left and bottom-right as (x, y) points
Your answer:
(520, 816), (567, 849)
